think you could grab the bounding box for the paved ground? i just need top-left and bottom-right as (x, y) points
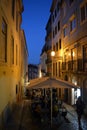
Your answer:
(3, 99), (87, 130)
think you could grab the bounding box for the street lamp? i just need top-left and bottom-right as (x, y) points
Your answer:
(51, 50), (55, 57)
(51, 50), (55, 77)
(50, 50), (55, 128)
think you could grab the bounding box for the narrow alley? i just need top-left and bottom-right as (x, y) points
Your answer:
(0, 0), (87, 130)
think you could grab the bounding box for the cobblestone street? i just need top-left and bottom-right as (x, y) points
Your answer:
(4, 100), (87, 130)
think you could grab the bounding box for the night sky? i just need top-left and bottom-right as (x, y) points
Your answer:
(21, 0), (52, 64)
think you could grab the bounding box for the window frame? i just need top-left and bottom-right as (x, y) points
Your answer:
(80, 2), (87, 24)
(0, 17), (7, 62)
(11, 36), (14, 65)
(63, 26), (67, 38)
(58, 21), (60, 31)
(70, 16), (76, 33)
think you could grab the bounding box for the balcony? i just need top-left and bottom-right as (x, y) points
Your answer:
(68, 61), (73, 70)
(62, 59), (83, 72)
(78, 59), (83, 71)
(62, 62), (66, 70)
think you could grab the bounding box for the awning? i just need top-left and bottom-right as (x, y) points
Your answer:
(26, 77), (80, 89)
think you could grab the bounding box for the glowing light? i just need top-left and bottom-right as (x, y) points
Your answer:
(60, 49), (63, 56)
(39, 71), (42, 78)
(51, 51), (55, 57)
(68, 53), (71, 56)
(72, 52), (75, 57)
(77, 89), (81, 98)
(74, 81), (77, 85)
(25, 82), (30, 86)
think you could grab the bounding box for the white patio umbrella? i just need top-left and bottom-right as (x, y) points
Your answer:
(26, 77), (80, 127)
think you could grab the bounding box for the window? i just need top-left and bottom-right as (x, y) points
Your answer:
(63, 4), (66, 17)
(58, 21), (60, 31)
(63, 27), (67, 37)
(59, 39), (61, 49)
(83, 44), (87, 72)
(71, 48), (77, 71)
(16, 12), (18, 31)
(0, 18), (7, 62)
(53, 14), (54, 22)
(53, 45), (55, 51)
(16, 44), (18, 65)
(56, 42), (58, 51)
(53, 30), (55, 38)
(16, 84), (18, 94)
(11, 36), (14, 64)
(80, 2), (87, 23)
(56, 62), (57, 76)
(12, 0), (15, 19)
(83, 44), (87, 59)
(81, 6), (85, 22)
(70, 17), (76, 31)
(55, 26), (57, 35)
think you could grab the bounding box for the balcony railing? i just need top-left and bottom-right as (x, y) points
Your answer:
(62, 59), (83, 72)
(68, 61), (73, 70)
(78, 59), (83, 71)
(62, 62), (66, 70)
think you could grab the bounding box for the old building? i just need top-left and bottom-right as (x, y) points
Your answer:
(0, 0), (28, 126)
(40, 16), (52, 77)
(20, 30), (29, 99)
(28, 64), (39, 80)
(61, 0), (87, 105)
(43, 0), (87, 106)
(40, 44), (47, 76)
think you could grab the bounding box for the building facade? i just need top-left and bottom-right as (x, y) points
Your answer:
(43, 0), (87, 106)
(0, 0), (28, 126)
(28, 64), (39, 80)
(41, 16), (52, 77)
(20, 30), (29, 99)
(40, 44), (47, 76)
